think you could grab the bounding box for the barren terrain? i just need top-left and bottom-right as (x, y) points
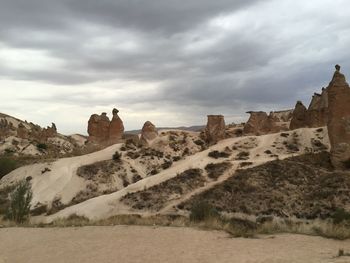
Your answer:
(0, 226), (349, 263)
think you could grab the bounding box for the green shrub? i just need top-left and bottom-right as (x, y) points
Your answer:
(0, 157), (18, 179)
(112, 151), (122, 161)
(208, 151), (230, 159)
(190, 201), (218, 222)
(332, 208), (350, 224)
(6, 180), (33, 223)
(36, 143), (48, 151)
(235, 151), (250, 160)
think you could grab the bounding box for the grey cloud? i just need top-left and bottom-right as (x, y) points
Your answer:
(1, 0), (350, 133)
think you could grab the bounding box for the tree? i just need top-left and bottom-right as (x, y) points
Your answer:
(6, 180), (33, 223)
(0, 157), (17, 179)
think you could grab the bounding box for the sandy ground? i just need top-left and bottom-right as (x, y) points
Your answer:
(0, 226), (349, 263)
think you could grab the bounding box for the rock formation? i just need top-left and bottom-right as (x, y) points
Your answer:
(244, 111), (269, 135)
(269, 109), (294, 122)
(87, 113), (110, 143)
(243, 110), (291, 135)
(306, 89), (328, 128)
(109, 109), (124, 142)
(327, 65), (350, 169)
(289, 101), (308, 130)
(204, 115), (226, 144)
(87, 108), (124, 144)
(140, 121), (158, 144)
(0, 119), (14, 139)
(40, 123), (57, 140)
(17, 123), (29, 139)
(290, 87), (329, 130)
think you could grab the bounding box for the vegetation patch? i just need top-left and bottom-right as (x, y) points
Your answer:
(208, 150), (231, 159)
(205, 162), (232, 180)
(235, 151), (250, 160)
(0, 157), (18, 179)
(181, 152), (350, 220)
(121, 168), (205, 211)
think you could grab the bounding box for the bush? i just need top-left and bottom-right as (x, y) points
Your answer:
(205, 162), (232, 180)
(190, 201), (218, 222)
(332, 208), (350, 224)
(36, 143), (48, 152)
(208, 151), (231, 159)
(113, 151), (122, 161)
(235, 151), (250, 160)
(0, 157), (18, 179)
(161, 160), (173, 170)
(6, 180), (33, 223)
(194, 139), (205, 146)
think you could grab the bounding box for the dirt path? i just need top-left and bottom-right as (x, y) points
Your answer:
(0, 226), (349, 263)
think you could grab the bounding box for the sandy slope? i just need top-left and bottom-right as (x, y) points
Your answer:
(0, 226), (349, 263)
(42, 127), (328, 222)
(1, 143), (122, 205)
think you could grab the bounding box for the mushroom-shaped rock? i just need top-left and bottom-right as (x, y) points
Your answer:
(109, 108), (124, 143)
(327, 65), (350, 169)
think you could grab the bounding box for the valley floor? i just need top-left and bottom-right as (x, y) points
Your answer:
(0, 226), (349, 263)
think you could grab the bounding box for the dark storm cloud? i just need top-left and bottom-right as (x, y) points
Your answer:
(1, 0), (350, 133)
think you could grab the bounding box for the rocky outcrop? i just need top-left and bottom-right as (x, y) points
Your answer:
(269, 109), (293, 122)
(327, 65), (350, 169)
(306, 90), (328, 128)
(140, 121), (158, 144)
(290, 101), (308, 130)
(204, 115), (226, 144)
(87, 108), (124, 144)
(109, 109), (124, 142)
(40, 123), (57, 140)
(290, 87), (329, 130)
(243, 111), (269, 135)
(243, 111), (290, 135)
(17, 123), (29, 139)
(0, 119), (15, 139)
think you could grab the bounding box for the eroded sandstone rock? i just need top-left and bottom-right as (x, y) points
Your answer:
(327, 65), (350, 169)
(140, 121), (158, 144)
(306, 88), (328, 128)
(243, 111), (289, 135)
(290, 101), (308, 130)
(17, 123), (29, 139)
(243, 111), (269, 135)
(204, 115), (226, 144)
(87, 108), (124, 144)
(109, 109), (124, 143)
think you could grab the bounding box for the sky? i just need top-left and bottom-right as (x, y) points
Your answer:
(0, 0), (349, 135)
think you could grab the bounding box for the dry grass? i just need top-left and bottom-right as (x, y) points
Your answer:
(7, 214), (342, 240)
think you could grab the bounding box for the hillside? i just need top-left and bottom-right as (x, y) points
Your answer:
(0, 126), (329, 222)
(0, 112), (87, 157)
(181, 152), (350, 219)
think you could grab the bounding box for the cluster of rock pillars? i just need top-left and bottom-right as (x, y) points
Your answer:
(86, 65), (350, 170)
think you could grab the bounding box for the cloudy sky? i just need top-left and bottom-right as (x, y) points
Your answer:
(0, 0), (349, 134)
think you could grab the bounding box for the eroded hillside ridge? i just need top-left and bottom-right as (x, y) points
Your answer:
(181, 152), (350, 219)
(0, 113), (85, 156)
